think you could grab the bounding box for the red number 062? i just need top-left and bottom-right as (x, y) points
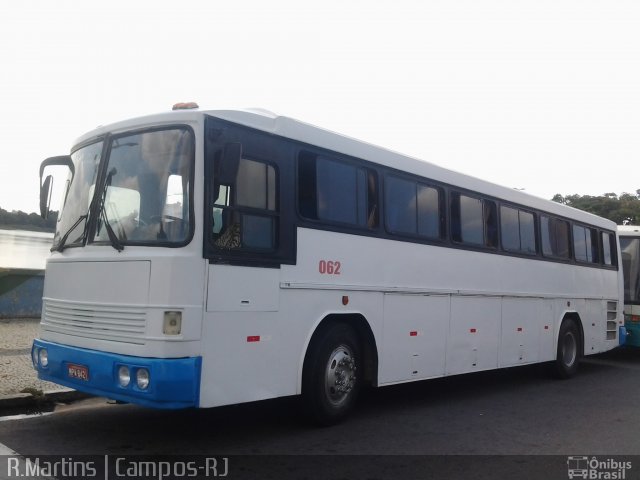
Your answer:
(319, 260), (341, 275)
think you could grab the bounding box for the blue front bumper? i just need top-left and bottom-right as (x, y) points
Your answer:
(32, 339), (201, 409)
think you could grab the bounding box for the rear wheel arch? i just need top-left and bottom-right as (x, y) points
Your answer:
(560, 312), (584, 356)
(552, 313), (584, 379)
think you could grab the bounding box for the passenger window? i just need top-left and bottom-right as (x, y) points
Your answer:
(500, 206), (537, 255)
(520, 211), (536, 253)
(602, 232), (616, 266)
(212, 157), (278, 251)
(417, 185), (441, 238)
(385, 176), (442, 239)
(573, 225), (599, 263)
(451, 193), (495, 247)
(541, 215), (570, 259)
(298, 152), (378, 229)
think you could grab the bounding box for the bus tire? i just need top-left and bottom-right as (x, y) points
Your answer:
(303, 323), (361, 426)
(552, 318), (581, 379)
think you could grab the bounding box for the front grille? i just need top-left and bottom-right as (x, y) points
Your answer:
(42, 299), (147, 345)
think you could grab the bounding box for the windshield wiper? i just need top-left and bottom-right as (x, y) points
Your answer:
(99, 206), (124, 251)
(52, 214), (88, 252)
(97, 168), (124, 252)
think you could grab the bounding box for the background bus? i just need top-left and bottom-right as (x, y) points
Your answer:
(32, 106), (623, 424)
(619, 225), (640, 347)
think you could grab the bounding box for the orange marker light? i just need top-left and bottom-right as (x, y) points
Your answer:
(172, 102), (199, 110)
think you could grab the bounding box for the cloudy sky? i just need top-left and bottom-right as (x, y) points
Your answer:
(1, 0), (638, 213)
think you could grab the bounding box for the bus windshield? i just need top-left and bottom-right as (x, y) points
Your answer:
(53, 141), (102, 249)
(53, 127), (194, 249)
(621, 236), (640, 304)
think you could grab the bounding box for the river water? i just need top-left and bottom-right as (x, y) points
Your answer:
(0, 229), (54, 270)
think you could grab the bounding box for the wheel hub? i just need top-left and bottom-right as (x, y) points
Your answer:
(325, 346), (357, 406)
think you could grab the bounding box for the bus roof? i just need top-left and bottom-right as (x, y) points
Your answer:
(618, 225), (640, 235)
(73, 107), (616, 230)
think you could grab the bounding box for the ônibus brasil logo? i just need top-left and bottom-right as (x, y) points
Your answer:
(567, 456), (632, 479)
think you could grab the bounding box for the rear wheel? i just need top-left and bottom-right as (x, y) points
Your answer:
(552, 318), (581, 379)
(303, 323), (361, 426)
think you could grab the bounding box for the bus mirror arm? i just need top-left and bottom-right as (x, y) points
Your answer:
(40, 175), (53, 219)
(39, 155), (74, 219)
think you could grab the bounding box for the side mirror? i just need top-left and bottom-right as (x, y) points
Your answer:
(40, 175), (53, 219)
(39, 155), (74, 219)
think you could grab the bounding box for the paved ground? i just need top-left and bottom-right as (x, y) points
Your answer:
(1, 348), (640, 480)
(0, 317), (63, 398)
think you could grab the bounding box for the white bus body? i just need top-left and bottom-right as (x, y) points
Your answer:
(618, 225), (640, 347)
(33, 108), (623, 423)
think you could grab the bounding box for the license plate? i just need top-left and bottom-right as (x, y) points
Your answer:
(67, 363), (89, 381)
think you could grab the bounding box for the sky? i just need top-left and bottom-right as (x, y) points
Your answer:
(1, 0), (639, 214)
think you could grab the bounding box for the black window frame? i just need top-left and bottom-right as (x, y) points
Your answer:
(601, 231), (617, 267)
(296, 150), (379, 231)
(540, 214), (571, 260)
(499, 204), (538, 256)
(450, 191), (497, 249)
(572, 223), (600, 264)
(203, 116), (296, 267)
(202, 115), (618, 272)
(211, 155), (280, 253)
(383, 173), (445, 241)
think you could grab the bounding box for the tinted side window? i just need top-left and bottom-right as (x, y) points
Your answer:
(417, 185), (441, 238)
(385, 176), (416, 234)
(520, 211), (536, 254)
(602, 232), (616, 266)
(573, 225), (588, 262)
(451, 193), (496, 247)
(385, 175), (442, 239)
(451, 194), (483, 245)
(501, 206), (537, 254)
(298, 152), (378, 229)
(587, 227), (599, 263)
(573, 225), (599, 263)
(501, 206), (519, 251)
(541, 215), (570, 259)
(316, 156), (356, 224)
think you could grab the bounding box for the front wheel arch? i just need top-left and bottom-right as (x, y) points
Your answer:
(301, 314), (378, 425)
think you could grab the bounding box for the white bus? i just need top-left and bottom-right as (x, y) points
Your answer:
(619, 225), (640, 347)
(33, 105), (623, 424)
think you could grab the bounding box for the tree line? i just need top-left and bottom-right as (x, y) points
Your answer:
(551, 191), (640, 225)
(0, 208), (58, 231)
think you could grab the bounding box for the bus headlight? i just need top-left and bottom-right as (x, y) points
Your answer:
(163, 311), (182, 335)
(118, 365), (131, 387)
(136, 368), (150, 390)
(38, 348), (48, 368)
(32, 348), (39, 368)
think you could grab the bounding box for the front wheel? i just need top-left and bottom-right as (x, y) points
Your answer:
(302, 323), (361, 426)
(552, 318), (581, 379)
